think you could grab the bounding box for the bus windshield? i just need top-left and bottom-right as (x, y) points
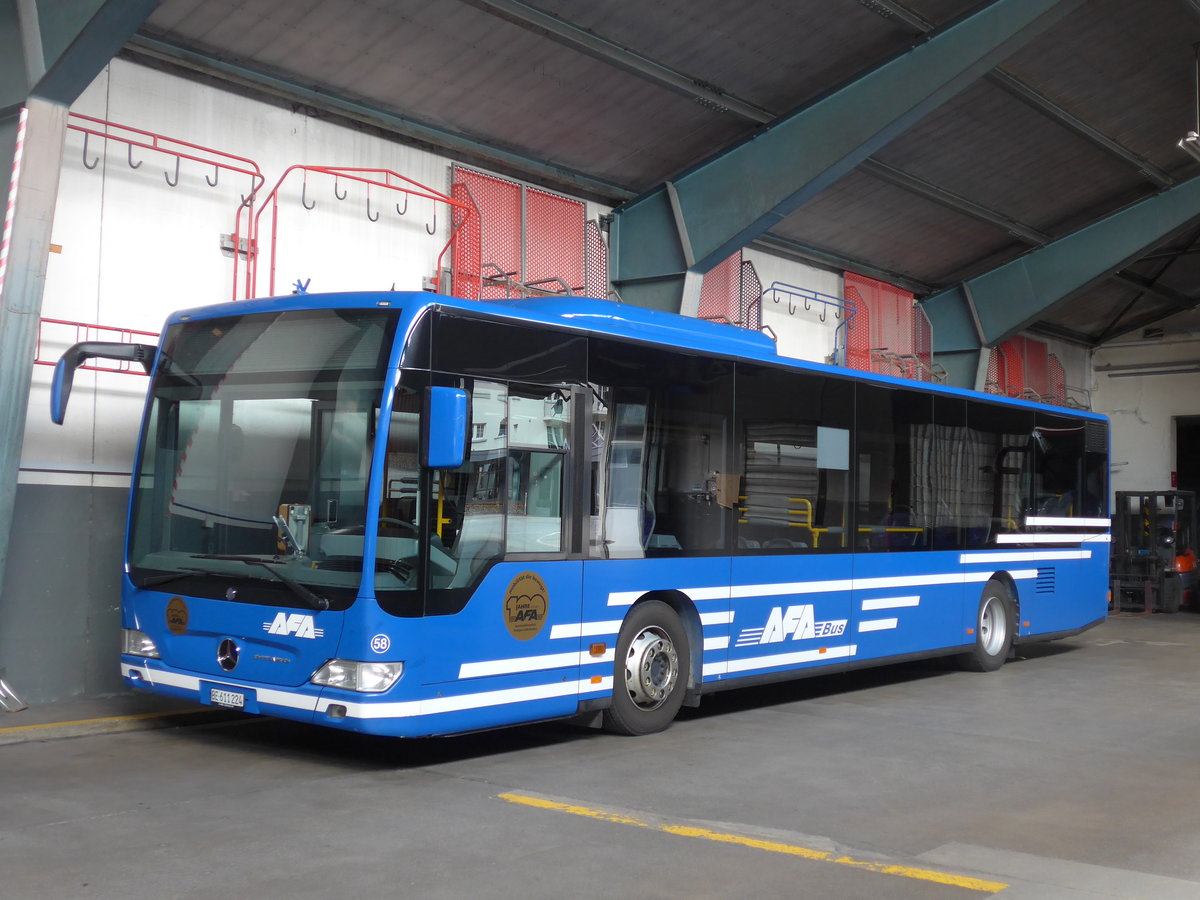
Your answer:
(128, 308), (399, 610)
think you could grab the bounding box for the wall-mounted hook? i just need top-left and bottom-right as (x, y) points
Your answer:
(164, 157), (180, 187)
(127, 144), (142, 169)
(819, 306), (828, 323)
(803, 295), (813, 311)
(240, 180), (257, 208)
(426, 208), (437, 235)
(334, 176), (346, 200)
(396, 192), (408, 216)
(366, 188), (379, 222)
(301, 176), (315, 210)
(788, 298), (796, 315)
(82, 133), (99, 169)
(206, 165), (219, 187)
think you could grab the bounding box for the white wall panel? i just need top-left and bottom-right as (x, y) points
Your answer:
(1093, 340), (1200, 493)
(743, 248), (843, 363)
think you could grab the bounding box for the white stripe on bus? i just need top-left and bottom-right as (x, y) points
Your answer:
(549, 621), (622, 640)
(995, 533), (1111, 544)
(858, 618), (898, 633)
(959, 550), (1091, 563)
(122, 664), (320, 712)
(609, 568), (1039, 608)
(1024, 516), (1110, 528)
(316, 677), (616, 720)
(125, 662), (615, 721)
(861, 595), (920, 611)
(707, 644), (858, 676)
(458, 650), (615, 679)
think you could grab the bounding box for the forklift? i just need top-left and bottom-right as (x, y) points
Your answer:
(1111, 491), (1197, 613)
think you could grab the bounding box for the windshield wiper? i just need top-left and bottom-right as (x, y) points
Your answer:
(189, 554), (330, 611)
(133, 568), (207, 589)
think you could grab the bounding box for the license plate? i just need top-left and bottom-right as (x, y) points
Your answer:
(209, 687), (245, 709)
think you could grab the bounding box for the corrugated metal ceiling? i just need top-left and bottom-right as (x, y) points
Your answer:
(131, 0), (1200, 345)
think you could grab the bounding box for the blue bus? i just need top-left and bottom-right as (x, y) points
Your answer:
(51, 291), (1110, 737)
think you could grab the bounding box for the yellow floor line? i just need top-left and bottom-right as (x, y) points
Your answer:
(0, 709), (208, 735)
(499, 792), (1008, 894)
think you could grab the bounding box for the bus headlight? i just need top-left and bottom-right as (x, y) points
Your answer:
(122, 628), (160, 658)
(311, 659), (404, 693)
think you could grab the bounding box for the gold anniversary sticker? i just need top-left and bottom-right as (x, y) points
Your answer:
(165, 596), (189, 635)
(503, 571), (548, 641)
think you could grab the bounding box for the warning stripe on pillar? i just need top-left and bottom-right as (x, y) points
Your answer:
(0, 106), (29, 301)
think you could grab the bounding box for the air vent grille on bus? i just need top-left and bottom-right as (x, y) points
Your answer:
(1036, 567), (1056, 594)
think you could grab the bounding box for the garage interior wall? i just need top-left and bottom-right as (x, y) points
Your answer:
(4, 58), (865, 705)
(1092, 340), (1200, 492)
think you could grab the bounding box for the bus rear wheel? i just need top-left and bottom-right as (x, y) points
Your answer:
(957, 580), (1014, 673)
(603, 600), (689, 736)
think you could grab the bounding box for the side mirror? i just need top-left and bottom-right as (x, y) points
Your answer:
(424, 386), (468, 469)
(50, 341), (156, 424)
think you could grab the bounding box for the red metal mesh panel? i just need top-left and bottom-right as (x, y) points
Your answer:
(452, 166), (521, 299)
(739, 260), (762, 331)
(998, 339), (1024, 397)
(698, 252), (741, 324)
(1047, 354), (1067, 406)
(845, 272), (919, 379)
(584, 219), (608, 299)
(1022, 336), (1048, 400)
(526, 186), (585, 295)
(844, 284), (871, 372)
(450, 181), (481, 300)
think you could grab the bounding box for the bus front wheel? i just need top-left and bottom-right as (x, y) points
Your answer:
(958, 580), (1014, 673)
(603, 600), (689, 736)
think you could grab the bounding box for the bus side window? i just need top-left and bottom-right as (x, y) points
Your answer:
(590, 340), (733, 558)
(735, 364), (852, 554)
(854, 386), (933, 553)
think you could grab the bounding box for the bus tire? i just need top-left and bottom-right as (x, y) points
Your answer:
(957, 580), (1014, 673)
(603, 600), (689, 736)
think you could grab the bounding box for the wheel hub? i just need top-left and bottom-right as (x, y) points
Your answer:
(623, 626), (678, 710)
(979, 595), (1006, 655)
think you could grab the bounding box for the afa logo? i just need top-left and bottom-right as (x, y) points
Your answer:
(504, 571), (549, 641)
(262, 612), (325, 640)
(735, 604), (847, 646)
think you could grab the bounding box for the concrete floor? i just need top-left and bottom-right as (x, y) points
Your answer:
(3, 612), (1200, 899)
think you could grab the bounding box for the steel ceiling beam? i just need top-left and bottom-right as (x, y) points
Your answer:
(31, 0), (159, 104)
(923, 173), (1200, 383)
(610, 0), (1084, 314)
(1111, 270), (1196, 310)
(468, 0), (1074, 269)
(124, 35), (636, 206)
(459, 0), (775, 123)
(858, 157), (1050, 244)
(1099, 303), (1200, 344)
(858, 0), (1174, 188)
